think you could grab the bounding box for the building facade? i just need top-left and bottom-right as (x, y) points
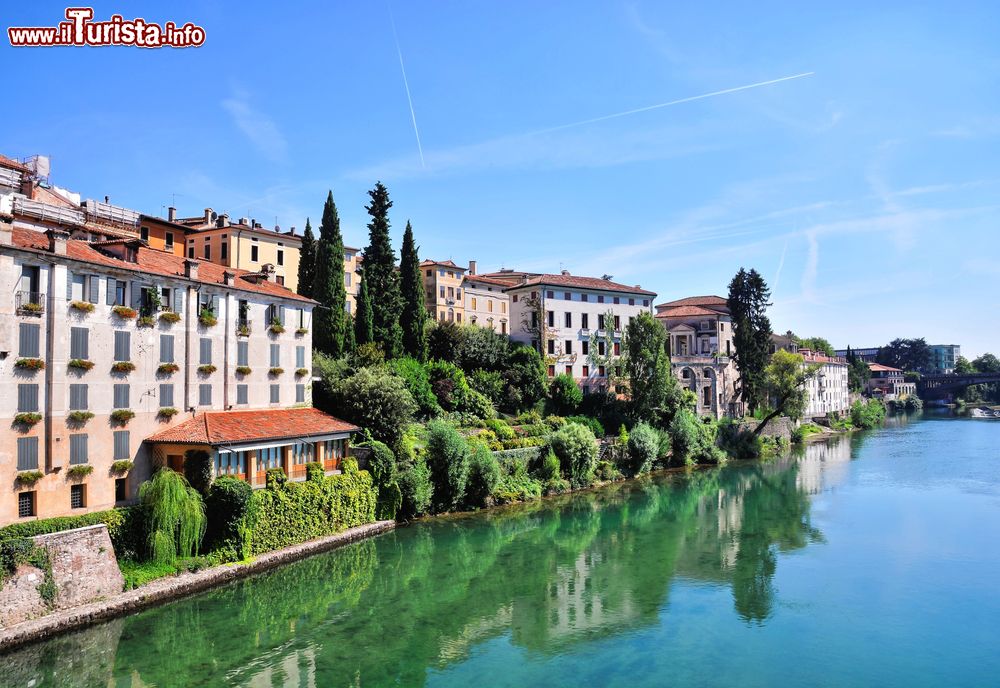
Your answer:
(0, 224), (321, 525)
(463, 267), (510, 334)
(866, 363), (917, 399)
(771, 335), (851, 417)
(655, 296), (741, 419)
(344, 245), (361, 314)
(833, 346), (879, 363)
(506, 272), (655, 394)
(928, 344), (960, 374)
(422, 259), (467, 323)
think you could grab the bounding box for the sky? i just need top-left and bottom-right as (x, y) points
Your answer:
(3, 1), (998, 357)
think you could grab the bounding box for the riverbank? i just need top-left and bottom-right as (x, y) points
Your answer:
(0, 520), (395, 653)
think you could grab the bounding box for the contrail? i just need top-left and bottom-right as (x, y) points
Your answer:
(527, 72), (815, 136)
(773, 238), (789, 293)
(387, 2), (425, 168)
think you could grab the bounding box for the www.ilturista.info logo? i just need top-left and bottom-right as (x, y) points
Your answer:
(8, 7), (205, 48)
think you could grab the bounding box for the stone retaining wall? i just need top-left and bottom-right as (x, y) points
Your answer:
(736, 416), (795, 442)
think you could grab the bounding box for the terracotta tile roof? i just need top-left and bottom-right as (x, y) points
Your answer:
(464, 274), (511, 287)
(420, 259), (464, 270)
(10, 227), (314, 303)
(146, 408), (359, 445)
(656, 305), (721, 318)
(656, 295), (728, 309)
(868, 363), (902, 373)
(0, 154), (30, 173)
(510, 273), (656, 297)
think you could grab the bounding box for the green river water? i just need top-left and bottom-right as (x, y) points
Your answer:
(4, 412), (999, 687)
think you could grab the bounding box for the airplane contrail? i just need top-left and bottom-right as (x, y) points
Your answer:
(387, 2), (425, 168)
(527, 72), (815, 136)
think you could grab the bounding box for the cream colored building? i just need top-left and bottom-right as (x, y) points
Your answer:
(422, 259), (467, 323)
(463, 266), (510, 335)
(344, 245), (361, 314)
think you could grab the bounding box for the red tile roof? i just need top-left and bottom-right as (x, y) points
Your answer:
(868, 363), (902, 373)
(464, 274), (511, 287)
(146, 408), (359, 445)
(656, 305), (721, 318)
(510, 274), (656, 296)
(0, 154), (30, 173)
(421, 259), (464, 270)
(655, 295), (727, 309)
(10, 227), (314, 303)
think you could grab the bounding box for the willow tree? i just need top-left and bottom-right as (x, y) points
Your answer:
(139, 468), (206, 564)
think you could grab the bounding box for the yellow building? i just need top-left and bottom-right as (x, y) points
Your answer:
(421, 259), (466, 323)
(344, 245), (361, 314)
(178, 209), (302, 292)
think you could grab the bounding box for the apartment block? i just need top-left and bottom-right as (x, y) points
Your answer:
(928, 344), (960, 374)
(344, 245), (361, 314)
(770, 335), (851, 417)
(422, 259), (467, 323)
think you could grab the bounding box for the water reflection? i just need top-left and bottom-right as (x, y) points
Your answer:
(6, 438), (856, 687)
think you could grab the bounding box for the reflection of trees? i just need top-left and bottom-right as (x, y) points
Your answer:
(22, 441), (846, 686)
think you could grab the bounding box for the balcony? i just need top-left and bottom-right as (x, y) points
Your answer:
(16, 291), (45, 316)
(235, 319), (252, 337)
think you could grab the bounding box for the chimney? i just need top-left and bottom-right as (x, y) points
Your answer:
(46, 228), (69, 255)
(204, 207), (213, 224)
(288, 226), (296, 236)
(167, 206), (176, 222)
(469, 260), (477, 275)
(222, 270), (235, 286)
(217, 213), (230, 228)
(561, 269), (570, 276)
(261, 263), (277, 282)
(184, 259), (199, 280)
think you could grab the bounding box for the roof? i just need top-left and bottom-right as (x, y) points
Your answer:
(0, 154), (30, 173)
(9, 227), (314, 304)
(146, 408), (359, 445)
(464, 274), (511, 287)
(180, 220), (301, 243)
(868, 362), (903, 373)
(656, 305), (721, 319)
(509, 273), (656, 297)
(421, 259), (465, 270)
(655, 295), (727, 309)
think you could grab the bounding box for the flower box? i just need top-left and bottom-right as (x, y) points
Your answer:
(19, 302), (44, 315)
(159, 311), (181, 324)
(295, 368), (310, 377)
(197, 364), (217, 375)
(68, 358), (95, 371)
(198, 309), (218, 327)
(136, 315), (156, 328)
(67, 464), (94, 479)
(16, 470), (43, 486)
(67, 411), (95, 424)
(112, 305), (137, 319)
(235, 366), (252, 376)
(157, 363), (180, 375)
(14, 358), (45, 371)
(110, 460), (133, 474)
(268, 367), (284, 377)
(14, 412), (43, 427)
(110, 409), (135, 424)
(295, 328), (309, 336)
(111, 361), (136, 374)
(269, 319), (285, 334)
(158, 407), (179, 419)
(70, 300), (95, 313)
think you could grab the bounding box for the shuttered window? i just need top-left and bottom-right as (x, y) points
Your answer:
(270, 344), (280, 368)
(114, 331), (131, 361)
(69, 384), (88, 410)
(113, 384), (130, 409)
(19, 323), (40, 358)
(236, 384), (248, 405)
(199, 384), (212, 406)
(70, 327), (89, 360)
(69, 434), (88, 465)
(295, 346), (305, 369)
(237, 341), (249, 367)
(173, 287), (183, 314)
(160, 335), (175, 363)
(17, 384), (39, 412)
(88, 275), (100, 303)
(113, 431), (130, 460)
(199, 338), (212, 365)
(17, 437), (39, 470)
(160, 384), (174, 408)
(270, 384), (280, 403)
(296, 384), (305, 403)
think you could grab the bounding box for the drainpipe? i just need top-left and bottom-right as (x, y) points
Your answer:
(44, 261), (57, 472)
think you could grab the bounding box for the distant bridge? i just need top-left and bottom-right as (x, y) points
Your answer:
(918, 373), (1000, 393)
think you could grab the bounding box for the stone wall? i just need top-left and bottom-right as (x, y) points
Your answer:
(0, 524), (123, 627)
(736, 416), (795, 442)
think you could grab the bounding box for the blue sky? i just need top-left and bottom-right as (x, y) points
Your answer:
(3, 2), (998, 356)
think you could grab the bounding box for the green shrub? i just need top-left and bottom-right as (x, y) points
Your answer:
(595, 460), (622, 482)
(484, 418), (516, 441)
(548, 374), (583, 415)
(398, 459), (433, 518)
(493, 453), (545, 503)
(655, 427), (671, 459)
(204, 476), (256, 561)
(536, 449), (562, 481)
(670, 410), (725, 465)
(426, 360), (471, 412)
(183, 450), (213, 496)
(469, 369), (505, 406)
(425, 420), (471, 512)
(627, 422), (659, 476)
(119, 559), (180, 590)
(549, 423), (598, 487)
(502, 345), (547, 413)
(851, 399), (886, 429)
(139, 469), (206, 565)
(566, 415), (605, 438)
(518, 423), (550, 437)
(791, 423), (823, 444)
(579, 391), (631, 436)
(305, 461), (324, 481)
(457, 325), (511, 374)
(387, 357), (442, 418)
(367, 441), (401, 521)
(0, 507), (143, 562)
(465, 444), (501, 509)
(461, 388), (496, 420)
(329, 366), (417, 447)
(249, 464), (377, 555)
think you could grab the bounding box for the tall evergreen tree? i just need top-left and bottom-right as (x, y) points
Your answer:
(343, 312), (356, 353)
(727, 267), (773, 415)
(362, 182), (403, 358)
(296, 218), (316, 298)
(312, 192), (347, 357)
(355, 272), (374, 346)
(399, 220), (428, 360)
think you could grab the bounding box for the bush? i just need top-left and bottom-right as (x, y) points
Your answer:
(349, 342), (385, 369)
(851, 399), (886, 429)
(183, 450), (213, 496)
(139, 469), (206, 565)
(457, 325), (511, 374)
(462, 388), (496, 420)
(548, 374), (583, 415)
(536, 449), (562, 481)
(579, 390), (631, 434)
(469, 369), (505, 406)
(328, 366), (417, 447)
(367, 441), (402, 521)
(204, 476), (256, 561)
(398, 459), (433, 519)
(388, 357), (442, 418)
(427, 321), (463, 363)
(549, 423), (598, 487)
(249, 461), (377, 555)
(0, 507), (143, 562)
(791, 423), (823, 444)
(670, 409), (725, 465)
(493, 452), (545, 503)
(265, 467), (287, 490)
(502, 346), (547, 413)
(566, 415), (605, 438)
(465, 444), (502, 509)
(426, 360), (471, 412)
(425, 420), (471, 512)
(627, 422), (659, 476)
(484, 418), (516, 441)
(305, 461), (325, 481)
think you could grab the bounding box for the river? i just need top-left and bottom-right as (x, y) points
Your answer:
(4, 412), (999, 687)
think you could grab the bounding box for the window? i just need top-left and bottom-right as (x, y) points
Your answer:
(565, 312), (572, 327)
(270, 344), (281, 368)
(548, 340), (555, 355)
(17, 384), (39, 412)
(502, 302), (507, 314)
(471, 297), (477, 310)
(564, 292), (571, 300)
(221, 242), (228, 261)
(581, 294), (589, 303)
(629, 298), (635, 306)
(277, 248), (284, 266)
(345, 272), (352, 287)
(548, 365), (556, 377)
(114, 331), (131, 361)
(69, 384), (88, 411)
(565, 341), (573, 355)
(546, 290), (554, 298)
(115, 479), (127, 502)
(599, 365), (606, 377)
(703, 386), (712, 406)
(293, 442), (313, 465)
(165, 231), (174, 249)
(155, 335), (175, 365)
(216, 451), (247, 477)
(200, 338), (212, 365)
(512, 294), (518, 303)
(160, 384), (174, 408)
(18, 492), (35, 519)
(188, 247), (195, 258)
(643, 299), (650, 307)
(203, 244), (211, 260)
(140, 226), (149, 242)
(199, 384), (212, 406)
(439, 286), (445, 298)
(113, 431), (130, 460)
(599, 341), (606, 356)
(614, 315), (621, 330)
(456, 313), (462, 323)
(582, 365), (589, 377)
(17, 437), (39, 470)
(565, 365), (573, 376)
(614, 342), (621, 356)
(258, 446), (282, 472)
(582, 341), (589, 355)
(581, 313), (589, 329)
(19, 323), (40, 357)
(114, 384), (130, 409)
(69, 434), (88, 465)
(296, 346), (306, 369)
(237, 341), (249, 367)
(250, 243), (259, 262)
(613, 297), (620, 305)
(296, 384), (306, 403)
(270, 384), (280, 403)
(547, 311), (554, 327)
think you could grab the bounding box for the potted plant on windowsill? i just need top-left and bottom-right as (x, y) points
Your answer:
(19, 301), (44, 315)
(112, 305), (137, 319)
(235, 366), (252, 376)
(157, 363), (180, 375)
(157, 407), (179, 419)
(198, 308), (218, 327)
(159, 310), (181, 324)
(197, 364), (217, 375)
(14, 412), (43, 427)
(295, 327), (309, 336)
(16, 470), (43, 486)
(68, 358), (95, 372)
(295, 368), (309, 377)
(14, 357), (45, 371)
(111, 361), (136, 374)
(110, 460), (133, 475)
(67, 410), (95, 424)
(70, 300), (95, 313)
(110, 409), (135, 424)
(269, 318), (285, 334)
(67, 464), (94, 479)
(268, 367), (284, 377)
(136, 315), (156, 328)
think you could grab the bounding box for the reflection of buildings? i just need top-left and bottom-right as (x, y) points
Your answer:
(794, 435), (853, 495)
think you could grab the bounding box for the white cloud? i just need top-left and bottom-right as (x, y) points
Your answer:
(221, 88), (288, 163)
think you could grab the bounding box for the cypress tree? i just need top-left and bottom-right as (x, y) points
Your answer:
(399, 220), (428, 360)
(296, 218), (316, 298)
(727, 267), (773, 414)
(362, 182), (403, 358)
(355, 272), (374, 346)
(312, 191), (347, 357)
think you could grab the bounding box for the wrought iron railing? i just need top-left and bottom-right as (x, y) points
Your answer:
(16, 291), (45, 315)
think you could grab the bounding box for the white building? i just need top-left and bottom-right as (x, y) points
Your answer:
(799, 349), (850, 417)
(463, 268), (510, 335)
(506, 271), (656, 394)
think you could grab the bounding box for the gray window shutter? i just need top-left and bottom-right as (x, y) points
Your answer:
(296, 346), (305, 369)
(270, 344), (280, 368)
(69, 384), (88, 410)
(114, 331), (131, 361)
(17, 437), (39, 470)
(199, 384), (212, 406)
(113, 431), (130, 460)
(237, 341), (249, 367)
(211, 294), (220, 314)
(173, 287), (183, 314)
(67, 271), (74, 300)
(114, 384), (130, 409)
(19, 323), (40, 358)
(70, 434), (88, 465)
(131, 282), (142, 310)
(160, 384), (174, 407)
(71, 327), (89, 360)
(160, 335), (174, 363)
(296, 384), (305, 403)
(18, 384), (39, 412)
(270, 384), (280, 403)
(200, 338), (212, 365)
(88, 275), (100, 303)
(237, 385), (248, 405)
(279, 305), (286, 323)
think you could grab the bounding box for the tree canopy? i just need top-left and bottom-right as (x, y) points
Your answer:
(727, 268), (773, 414)
(312, 192), (348, 357)
(362, 182), (403, 358)
(399, 221), (428, 361)
(876, 338), (931, 372)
